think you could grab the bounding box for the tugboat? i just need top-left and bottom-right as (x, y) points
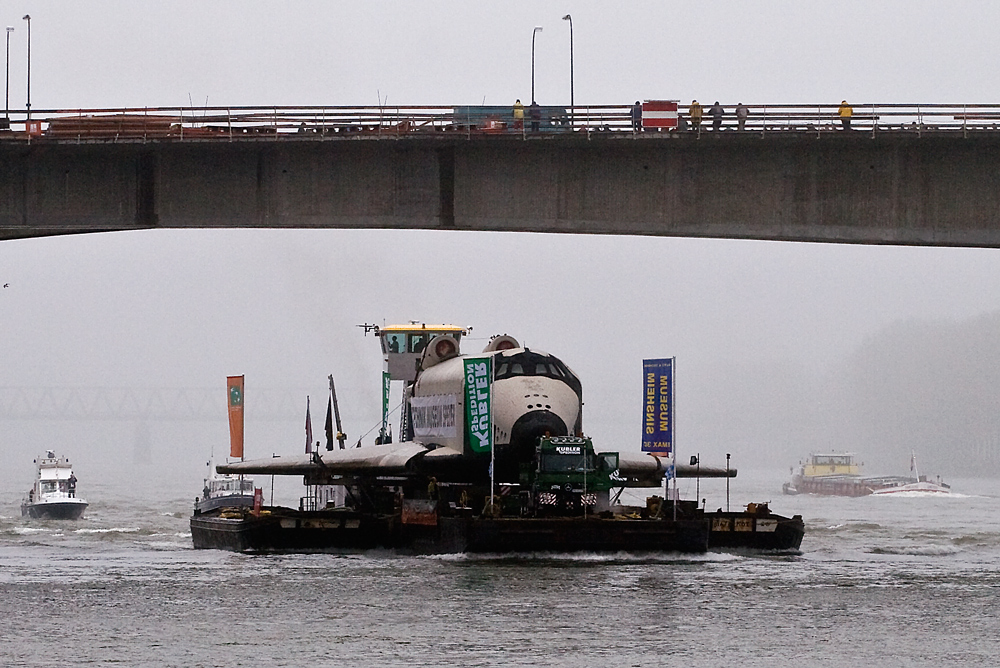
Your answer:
(21, 451), (88, 520)
(193, 462), (256, 513)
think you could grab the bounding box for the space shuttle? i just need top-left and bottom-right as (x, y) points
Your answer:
(217, 324), (730, 487)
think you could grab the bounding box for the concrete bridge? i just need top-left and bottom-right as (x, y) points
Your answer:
(3, 104), (1000, 246)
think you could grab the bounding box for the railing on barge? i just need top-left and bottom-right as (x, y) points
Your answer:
(2, 103), (1000, 142)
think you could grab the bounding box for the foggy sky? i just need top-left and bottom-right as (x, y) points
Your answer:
(3, 1), (1000, 495)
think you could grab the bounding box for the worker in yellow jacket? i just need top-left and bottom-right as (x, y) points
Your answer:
(839, 100), (853, 130)
(689, 100), (703, 130)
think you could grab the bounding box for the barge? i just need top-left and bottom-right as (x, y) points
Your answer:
(194, 325), (803, 555)
(783, 452), (950, 497)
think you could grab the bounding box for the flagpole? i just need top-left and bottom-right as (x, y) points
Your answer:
(489, 354), (495, 516)
(672, 356), (677, 522)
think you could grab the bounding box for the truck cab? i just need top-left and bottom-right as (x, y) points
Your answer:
(520, 436), (619, 516)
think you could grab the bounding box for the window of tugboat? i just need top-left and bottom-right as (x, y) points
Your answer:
(409, 334), (426, 354)
(41, 481), (57, 493)
(385, 334), (403, 354)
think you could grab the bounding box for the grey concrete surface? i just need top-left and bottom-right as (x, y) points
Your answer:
(3, 133), (1000, 246)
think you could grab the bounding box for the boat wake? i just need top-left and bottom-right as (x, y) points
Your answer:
(74, 527), (141, 534)
(871, 490), (971, 499)
(869, 544), (961, 557)
(420, 550), (740, 564)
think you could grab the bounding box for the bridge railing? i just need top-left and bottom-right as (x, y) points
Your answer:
(2, 103), (1000, 142)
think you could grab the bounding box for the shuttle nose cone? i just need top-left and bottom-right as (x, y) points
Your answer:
(509, 409), (569, 454)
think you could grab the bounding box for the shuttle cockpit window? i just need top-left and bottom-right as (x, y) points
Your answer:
(493, 351), (582, 396)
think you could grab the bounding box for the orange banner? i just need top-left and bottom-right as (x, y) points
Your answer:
(227, 375), (245, 459)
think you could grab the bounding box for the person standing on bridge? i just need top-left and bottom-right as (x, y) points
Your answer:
(689, 100), (703, 131)
(631, 101), (642, 133)
(709, 101), (724, 131)
(529, 101), (541, 133)
(736, 103), (749, 131)
(513, 99), (524, 130)
(839, 100), (853, 130)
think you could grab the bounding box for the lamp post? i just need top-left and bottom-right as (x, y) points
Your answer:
(531, 26), (542, 104)
(22, 14), (29, 121)
(562, 14), (574, 126)
(5, 26), (12, 127)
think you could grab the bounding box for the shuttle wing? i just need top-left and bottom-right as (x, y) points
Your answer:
(217, 442), (434, 477)
(616, 452), (736, 486)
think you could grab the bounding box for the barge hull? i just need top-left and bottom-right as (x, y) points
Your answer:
(706, 511), (804, 552)
(190, 508), (710, 555)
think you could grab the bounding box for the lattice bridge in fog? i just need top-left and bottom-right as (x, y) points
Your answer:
(0, 386), (305, 422)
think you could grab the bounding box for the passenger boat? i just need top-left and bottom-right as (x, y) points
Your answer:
(21, 450), (88, 520)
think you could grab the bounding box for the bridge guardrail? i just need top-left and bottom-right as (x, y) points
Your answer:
(2, 103), (1000, 142)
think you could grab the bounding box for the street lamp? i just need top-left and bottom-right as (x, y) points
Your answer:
(4, 27), (12, 128)
(562, 14), (574, 126)
(531, 26), (542, 104)
(22, 14), (29, 121)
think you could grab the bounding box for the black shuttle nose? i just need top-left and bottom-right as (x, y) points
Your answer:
(509, 410), (568, 456)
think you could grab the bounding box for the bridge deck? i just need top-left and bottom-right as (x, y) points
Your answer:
(4, 104), (1000, 247)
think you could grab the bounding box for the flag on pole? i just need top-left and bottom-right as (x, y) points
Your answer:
(324, 397), (334, 451)
(227, 375), (245, 459)
(463, 357), (492, 453)
(381, 371), (391, 437)
(305, 396), (313, 454)
(641, 358), (674, 456)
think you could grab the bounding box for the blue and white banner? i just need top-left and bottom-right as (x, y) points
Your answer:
(641, 358), (674, 456)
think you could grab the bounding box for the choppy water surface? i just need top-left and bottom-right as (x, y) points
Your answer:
(2, 474), (998, 667)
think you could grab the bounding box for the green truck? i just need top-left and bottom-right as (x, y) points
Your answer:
(518, 436), (620, 516)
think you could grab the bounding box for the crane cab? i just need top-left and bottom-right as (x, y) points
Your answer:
(380, 324), (468, 382)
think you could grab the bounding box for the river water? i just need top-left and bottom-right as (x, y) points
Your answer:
(2, 471), (998, 667)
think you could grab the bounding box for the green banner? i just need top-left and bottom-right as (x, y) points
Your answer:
(381, 371), (391, 434)
(464, 357), (492, 453)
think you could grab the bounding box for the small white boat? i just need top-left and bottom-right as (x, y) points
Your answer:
(871, 480), (952, 495)
(21, 450), (88, 520)
(871, 453), (951, 495)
